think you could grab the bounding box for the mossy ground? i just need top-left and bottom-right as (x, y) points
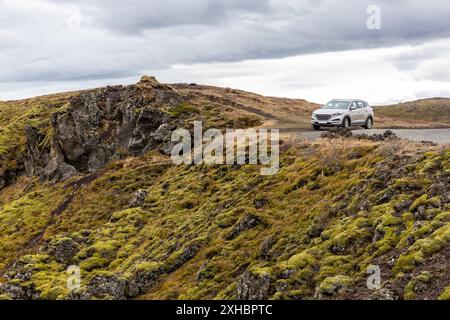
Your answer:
(1, 132), (447, 299)
(0, 87), (449, 300)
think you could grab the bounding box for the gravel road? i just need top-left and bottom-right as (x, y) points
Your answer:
(284, 128), (450, 144)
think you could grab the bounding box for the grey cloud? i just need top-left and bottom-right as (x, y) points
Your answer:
(387, 49), (439, 70)
(386, 39), (450, 82)
(1, 0), (450, 95)
(50, 0), (272, 32)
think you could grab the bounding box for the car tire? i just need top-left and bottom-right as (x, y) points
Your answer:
(313, 125), (321, 131)
(364, 117), (373, 129)
(342, 117), (350, 129)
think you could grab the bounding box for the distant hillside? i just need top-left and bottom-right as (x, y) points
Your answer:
(171, 87), (450, 129)
(375, 98), (450, 128)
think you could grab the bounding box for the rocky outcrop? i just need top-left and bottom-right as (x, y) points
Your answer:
(0, 257), (41, 299)
(320, 127), (353, 139)
(0, 169), (17, 191)
(259, 235), (274, 259)
(355, 129), (398, 141)
(87, 273), (128, 300)
(236, 269), (272, 300)
(45, 237), (80, 264)
(125, 264), (165, 297)
(167, 243), (201, 272)
(0, 282), (38, 300)
(226, 214), (262, 240)
(129, 189), (148, 208)
(315, 275), (352, 299)
(24, 76), (184, 183)
(320, 128), (399, 142)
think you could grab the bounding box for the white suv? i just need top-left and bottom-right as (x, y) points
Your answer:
(311, 99), (374, 130)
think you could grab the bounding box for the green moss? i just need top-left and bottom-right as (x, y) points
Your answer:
(420, 159), (440, 173)
(0, 185), (71, 270)
(376, 213), (402, 227)
(428, 196), (441, 208)
(416, 271), (432, 283)
(410, 194), (428, 212)
(392, 178), (425, 192)
(404, 279), (416, 300)
(197, 264), (221, 281)
(410, 195), (441, 213)
(306, 180), (320, 191)
(395, 224), (450, 273)
(135, 261), (165, 273)
(0, 95), (72, 173)
(438, 287), (450, 300)
(287, 252), (315, 269)
(169, 102), (199, 117)
(317, 275), (352, 296)
(79, 256), (110, 271)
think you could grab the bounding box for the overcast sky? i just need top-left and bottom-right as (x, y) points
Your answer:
(1, 0), (450, 104)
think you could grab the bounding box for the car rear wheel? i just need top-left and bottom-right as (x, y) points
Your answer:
(364, 117), (373, 129)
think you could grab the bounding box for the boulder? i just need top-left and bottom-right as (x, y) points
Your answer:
(0, 283), (38, 300)
(315, 275), (352, 298)
(226, 214), (262, 240)
(45, 237), (80, 264)
(259, 236), (274, 259)
(320, 128), (353, 139)
(125, 263), (164, 297)
(236, 269), (272, 300)
(129, 189), (148, 208)
(87, 273), (127, 300)
(167, 243), (201, 272)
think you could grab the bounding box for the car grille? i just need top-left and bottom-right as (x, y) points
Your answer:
(315, 114), (331, 121)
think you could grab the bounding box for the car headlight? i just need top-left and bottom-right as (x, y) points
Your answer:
(332, 112), (343, 116)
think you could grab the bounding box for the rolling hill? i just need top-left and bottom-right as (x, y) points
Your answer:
(172, 85), (450, 129)
(375, 98), (450, 128)
(0, 77), (449, 300)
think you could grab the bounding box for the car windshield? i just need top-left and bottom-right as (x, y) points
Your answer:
(324, 100), (350, 109)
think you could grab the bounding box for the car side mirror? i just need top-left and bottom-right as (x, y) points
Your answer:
(349, 106), (356, 111)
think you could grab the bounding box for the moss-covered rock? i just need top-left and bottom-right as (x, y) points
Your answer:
(315, 275), (352, 298)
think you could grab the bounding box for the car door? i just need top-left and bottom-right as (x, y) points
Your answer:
(356, 101), (366, 123)
(349, 101), (359, 123)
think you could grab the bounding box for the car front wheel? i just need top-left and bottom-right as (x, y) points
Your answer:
(342, 118), (350, 128)
(313, 125), (321, 131)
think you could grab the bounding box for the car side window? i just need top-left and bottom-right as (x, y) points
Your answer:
(356, 101), (364, 109)
(351, 102), (358, 109)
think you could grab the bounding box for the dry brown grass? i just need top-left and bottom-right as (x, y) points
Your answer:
(375, 98), (450, 128)
(177, 84), (450, 130)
